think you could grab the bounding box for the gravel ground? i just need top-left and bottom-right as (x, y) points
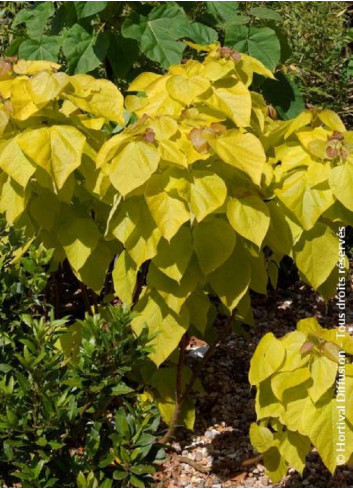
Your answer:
(154, 276), (353, 488)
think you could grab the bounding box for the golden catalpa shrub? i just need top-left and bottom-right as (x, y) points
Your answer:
(0, 44), (352, 477)
(250, 318), (353, 480)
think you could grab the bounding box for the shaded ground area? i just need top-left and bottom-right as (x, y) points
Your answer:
(155, 276), (353, 488)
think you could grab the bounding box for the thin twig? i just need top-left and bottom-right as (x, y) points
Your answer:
(176, 453), (263, 474)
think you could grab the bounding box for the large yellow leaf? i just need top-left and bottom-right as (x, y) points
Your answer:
(0, 137), (36, 187)
(227, 195), (270, 247)
(271, 368), (311, 402)
(262, 447), (288, 483)
(302, 398), (353, 473)
(209, 129), (265, 185)
(308, 356), (338, 404)
(112, 251), (138, 305)
(206, 81), (251, 127)
(153, 226), (193, 283)
(147, 261), (200, 315)
(329, 162), (353, 212)
(145, 172), (190, 241)
(276, 169), (334, 231)
(10, 78), (39, 120)
(280, 330), (309, 371)
(277, 430), (311, 475)
(18, 125), (86, 190)
(29, 71), (69, 106)
(189, 170), (227, 222)
(249, 332), (286, 385)
(293, 223), (339, 290)
(186, 288), (213, 336)
(64, 75), (124, 124)
(193, 217), (236, 275)
(166, 74), (210, 105)
(250, 423), (274, 453)
(78, 239), (115, 293)
(159, 140), (187, 168)
(109, 141), (160, 196)
(13, 59), (61, 75)
(110, 198), (162, 267)
(0, 177), (26, 224)
(132, 290), (189, 366)
(209, 240), (250, 311)
(58, 217), (100, 273)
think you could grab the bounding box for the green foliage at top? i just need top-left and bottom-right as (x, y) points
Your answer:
(249, 317), (353, 480)
(2, 1), (305, 118)
(0, 306), (163, 488)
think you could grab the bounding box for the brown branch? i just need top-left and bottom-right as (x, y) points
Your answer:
(159, 333), (188, 444)
(160, 308), (237, 444)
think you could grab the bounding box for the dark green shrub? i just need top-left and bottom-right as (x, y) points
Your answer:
(0, 307), (163, 488)
(0, 217), (52, 328)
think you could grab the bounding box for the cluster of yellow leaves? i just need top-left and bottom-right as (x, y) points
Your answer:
(0, 44), (352, 371)
(249, 318), (353, 480)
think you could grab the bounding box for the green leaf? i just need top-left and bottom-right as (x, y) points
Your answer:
(122, 4), (217, 69)
(193, 217), (236, 275)
(249, 333), (286, 385)
(111, 383), (134, 396)
(18, 37), (61, 62)
(227, 195), (270, 248)
(122, 5), (187, 69)
(248, 7), (283, 22)
(13, 3), (54, 39)
(107, 32), (139, 78)
(184, 22), (218, 45)
(74, 1), (108, 19)
(206, 2), (239, 22)
(63, 24), (109, 74)
(262, 73), (305, 120)
(225, 26), (280, 70)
